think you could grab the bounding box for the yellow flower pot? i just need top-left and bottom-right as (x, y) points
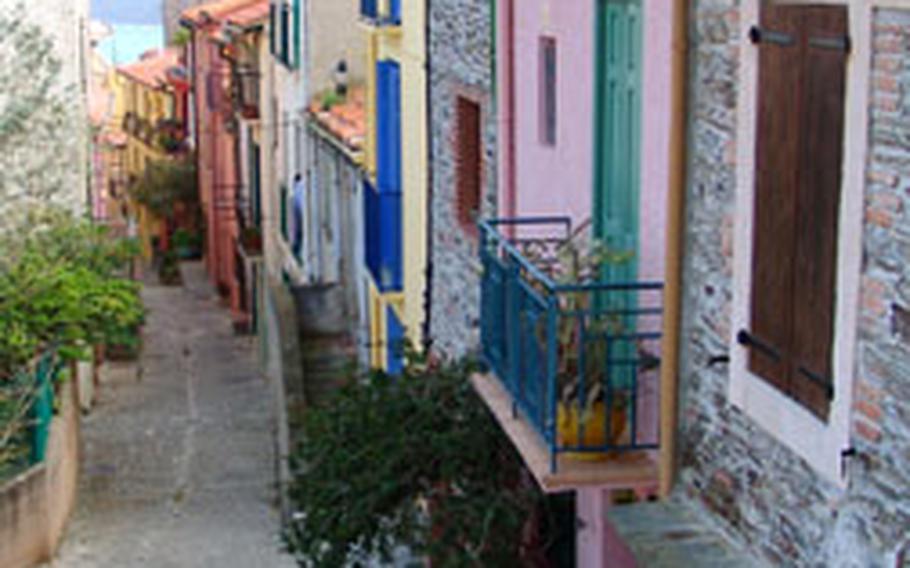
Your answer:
(557, 401), (627, 462)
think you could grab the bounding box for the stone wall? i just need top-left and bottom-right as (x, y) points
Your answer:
(677, 3), (909, 566)
(0, 379), (81, 568)
(850, 6), (910, 564)
(427, 0), (496, 358)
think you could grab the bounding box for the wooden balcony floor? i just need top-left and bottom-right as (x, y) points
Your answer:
(471, 372), (658, 494)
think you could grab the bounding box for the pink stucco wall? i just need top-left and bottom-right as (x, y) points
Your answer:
(497, 0), (672, 287)
(638, 0), (672, 285)
(498, 0), (595, 227)
(194, 35), (242, 315)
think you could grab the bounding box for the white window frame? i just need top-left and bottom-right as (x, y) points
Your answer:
(729, 0), (874, 486)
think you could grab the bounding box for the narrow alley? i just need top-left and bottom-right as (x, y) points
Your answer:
(51, 264), (295, 568)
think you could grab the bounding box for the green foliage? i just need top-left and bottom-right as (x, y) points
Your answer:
(171, 28), (191, 48)
(286, 355), (551, 567)
(319, 90), (344, 111)
(0, 3), (82, 226)
(157, 249), (182, 286)
(0, 211), (144, 378)
(128, 157), (198, 220)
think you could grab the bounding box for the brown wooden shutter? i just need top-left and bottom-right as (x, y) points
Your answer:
(749, 3), (803, 395)
(789, 6), (847, 420)
(456, 97), (482, 231)
(748, 2), (847, 420)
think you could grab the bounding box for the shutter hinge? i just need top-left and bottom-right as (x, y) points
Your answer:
(809, 35), (851, 54)
(797, 366), (835, 400)
(840, 447), (857, 478)
(737, 330), (781, 361)
(749, 26), (795, 47)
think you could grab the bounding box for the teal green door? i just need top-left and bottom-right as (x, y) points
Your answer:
(594, 0), (642, 283)
(594, 0), (642, 392)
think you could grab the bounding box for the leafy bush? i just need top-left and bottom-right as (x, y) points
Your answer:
(0, 211), (144, 377)
(157, 249), (182, 286)
(286, 355), (552, 567)
(128, 157), (198, 220)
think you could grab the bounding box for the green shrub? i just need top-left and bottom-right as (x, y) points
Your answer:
(285, 354), (552, 567)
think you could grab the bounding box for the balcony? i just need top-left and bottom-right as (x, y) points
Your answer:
(360, 0), (401, 26)
(364, 180), (402, 293)
(476, 217), (663, 492)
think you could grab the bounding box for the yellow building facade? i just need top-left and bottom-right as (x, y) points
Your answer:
(115, 49), (181, 261)
(362, 0), (428, 370)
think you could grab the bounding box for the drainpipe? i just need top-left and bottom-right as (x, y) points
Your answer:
(422, 0), (434, 353)
(658, 0), (690, 499)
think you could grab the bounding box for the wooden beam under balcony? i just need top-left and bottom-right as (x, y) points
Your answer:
(471, 373), (658, 494)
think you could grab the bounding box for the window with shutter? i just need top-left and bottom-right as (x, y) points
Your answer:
(293, 0), (301, 68)
(269, 2), (276, 56)
(746, 3), (848, 421)
(540, 36), (557, 146)
(280, 2), (290, 67)
(455, 96), (482, 232)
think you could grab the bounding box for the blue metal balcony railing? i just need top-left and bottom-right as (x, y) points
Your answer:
(364, 181), (402, 292)
(479, 217), (663, 472)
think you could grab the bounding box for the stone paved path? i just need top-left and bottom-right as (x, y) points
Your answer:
(51, 263), (296, 568)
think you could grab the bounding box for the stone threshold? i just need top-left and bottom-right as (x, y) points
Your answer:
(605, 501), (760, 567)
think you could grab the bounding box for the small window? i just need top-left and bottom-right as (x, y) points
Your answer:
(455, 97), (482, 231)
(539, 36), (557, 146)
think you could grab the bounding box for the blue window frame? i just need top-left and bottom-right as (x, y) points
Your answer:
(387, 306), (405, 375)
(361, 0), (378, 20)
(389, 0), (401, 24)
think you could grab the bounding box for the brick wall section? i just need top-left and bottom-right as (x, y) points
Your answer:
(427, 0), (496, 358)
(678, 3), (909, 566)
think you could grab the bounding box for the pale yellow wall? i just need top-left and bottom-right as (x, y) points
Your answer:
(117, 72), (174, 260)
(309, 0), (366, 95)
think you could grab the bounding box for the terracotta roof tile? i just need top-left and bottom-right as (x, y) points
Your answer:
(308, 87), (366, 152)
(117, 48), (182, 90)
(183, 0), (269, 27)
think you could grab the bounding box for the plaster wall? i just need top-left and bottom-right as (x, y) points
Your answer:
(0, 380), (80, 568)
(500, 0), (594, 226)
(308, 0), (366, 95)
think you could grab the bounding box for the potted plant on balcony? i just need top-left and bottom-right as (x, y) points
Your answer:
(528, 231), (656, 461)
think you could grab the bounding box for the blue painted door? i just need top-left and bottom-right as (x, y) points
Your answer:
(376, 60), (402, 194)
(375, 60), (403, 291)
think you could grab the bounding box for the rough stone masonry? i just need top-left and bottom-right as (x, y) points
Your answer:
(677, 3), (909, 567)
(427, 0), (497, 359)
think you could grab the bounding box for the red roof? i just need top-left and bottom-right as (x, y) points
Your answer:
(308, 87), (366, 152)
(182, 0), (270, 27)
(117, 48), (182, 90)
